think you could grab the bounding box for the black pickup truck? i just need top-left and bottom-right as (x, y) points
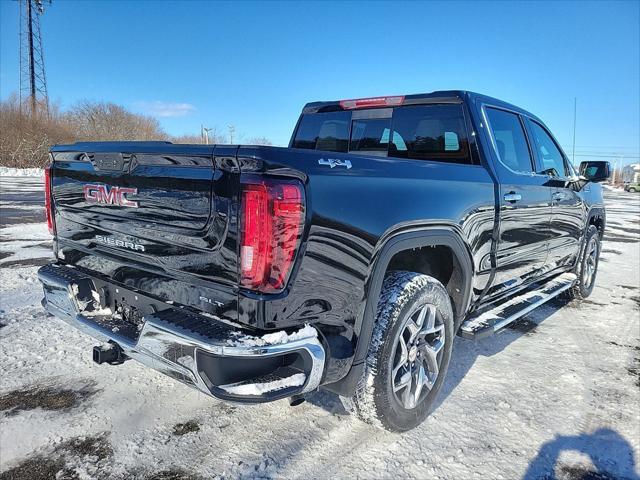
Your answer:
(38, 91), (609, 431)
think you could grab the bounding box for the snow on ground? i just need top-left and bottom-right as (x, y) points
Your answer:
(0, 177), (639, 479)
(0, 167), (44, 178)
(0, 223), (52, 267)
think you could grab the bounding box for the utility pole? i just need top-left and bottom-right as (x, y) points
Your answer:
(228, 124), (235, 144)
(19, 0), (51, 116)
(615, 155), (624, 185)
(571, 97), (577, 167)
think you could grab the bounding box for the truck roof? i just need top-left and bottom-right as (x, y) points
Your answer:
(302, 90), (542, 123)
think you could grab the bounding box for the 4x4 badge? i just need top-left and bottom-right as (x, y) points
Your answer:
(318, 158), (352, 169)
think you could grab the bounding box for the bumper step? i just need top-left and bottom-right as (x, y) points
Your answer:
(38, 263), (325, 403)
(459, 272), (577, 340)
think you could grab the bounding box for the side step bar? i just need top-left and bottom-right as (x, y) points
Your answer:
(459, 273), (577, 340)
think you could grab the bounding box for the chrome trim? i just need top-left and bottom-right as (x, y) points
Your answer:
(488, 281), (573, 333)
(37, 265), (325, 400)
(460, 273), (577, 340)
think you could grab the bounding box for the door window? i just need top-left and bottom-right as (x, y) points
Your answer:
(528, 120), (568, 177)
(485, 108), (534, 174)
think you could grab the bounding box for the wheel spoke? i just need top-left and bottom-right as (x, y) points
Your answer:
(401, 375), (414, 408)
(406, 319), (421, 343)
(415, 305), (428, 328)
(393, 370), (412, 393)
(422, 343), (440, 377)
(392, 336), (409, 377)
(412, 365), (426, 405)
(422, 322), (445, 337)
(429, 337), (445, 356)
(423, 304), (436, 330)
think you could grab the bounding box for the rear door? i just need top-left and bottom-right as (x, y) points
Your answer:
(483, 106), (553, 297)
(525, 119), (585, 270)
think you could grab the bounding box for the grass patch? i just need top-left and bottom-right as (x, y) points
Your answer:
(0, 383), (97, 416)
(173, 420), (200, 436)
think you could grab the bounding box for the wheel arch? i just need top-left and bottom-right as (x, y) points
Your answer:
(356, 228), (473, 364)
(322, 227), (474, 397)
(586, 206), (606, 240)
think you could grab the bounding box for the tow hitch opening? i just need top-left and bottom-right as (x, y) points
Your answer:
(93, 342), (127, 365)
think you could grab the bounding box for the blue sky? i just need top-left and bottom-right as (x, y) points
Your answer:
(1, 1), (638, 164)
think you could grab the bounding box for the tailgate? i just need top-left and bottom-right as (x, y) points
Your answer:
(50, 143), (241, 317)
(53, 144), (216, 230)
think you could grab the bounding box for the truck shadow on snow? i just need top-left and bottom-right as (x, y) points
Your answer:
(434, 298), (571, 413)
(523, 427), (639, 480)
(434, 297), (639, 480)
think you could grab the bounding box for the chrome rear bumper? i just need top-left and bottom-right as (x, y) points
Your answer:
(37, 264), (325, 403)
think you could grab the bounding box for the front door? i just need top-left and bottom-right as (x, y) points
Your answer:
(526, 118), (585, 271)
(483, 106), (553, 298)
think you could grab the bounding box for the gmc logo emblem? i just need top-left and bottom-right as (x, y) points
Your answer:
(83, 184), (139, 208)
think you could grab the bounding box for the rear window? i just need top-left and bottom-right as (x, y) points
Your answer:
(390, 105), (470, 164)
(292, 104), (472, 164)
(350, 119), (390, 155)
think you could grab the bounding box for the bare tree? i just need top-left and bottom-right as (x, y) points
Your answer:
(0, 93), (274, 168)
(0, 94), (74, 168)
(171, 128), (224, 145)
(246, 137), (273, 146)
(171, 134), (203, 144)
(64, 101), (166, 141)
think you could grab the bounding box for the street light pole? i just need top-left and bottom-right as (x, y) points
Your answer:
(572, 97), (577, 166)
(202, 127), (214, 145)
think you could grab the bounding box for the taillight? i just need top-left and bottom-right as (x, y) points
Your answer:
(339, 95), (405, 110)
(44, 165), (55, 235)
(240, 177), (304, 293)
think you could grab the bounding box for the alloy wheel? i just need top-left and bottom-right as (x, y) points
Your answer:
(584, 237), (599, 289)
(390, 303), (445, 410)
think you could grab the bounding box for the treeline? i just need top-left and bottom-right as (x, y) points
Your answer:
(0, 95), (271, 168)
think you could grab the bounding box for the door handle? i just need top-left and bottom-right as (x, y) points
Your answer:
(504, 192), (522, 203)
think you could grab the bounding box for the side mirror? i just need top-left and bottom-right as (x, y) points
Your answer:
(579, 161), (611, 183)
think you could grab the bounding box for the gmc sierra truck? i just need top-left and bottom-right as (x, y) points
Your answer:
(38, 91), (609, 431)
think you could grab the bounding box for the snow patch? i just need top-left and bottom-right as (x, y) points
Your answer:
(220, 373), (306, 396)
(0, 222), (52, 265)
(226, 324), (317, 347)
(84, 307), (114, 318)
(0, 167), (44, 177)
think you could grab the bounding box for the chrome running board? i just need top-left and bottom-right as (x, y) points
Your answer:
(460, 273), (577, 340)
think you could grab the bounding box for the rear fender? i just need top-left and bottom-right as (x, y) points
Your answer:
(323, 227), (473, 396)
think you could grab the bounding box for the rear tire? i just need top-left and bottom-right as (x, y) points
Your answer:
(347, 271), (454, 432)
(566, 225), (601, 300)
(629, 187), (637, 193)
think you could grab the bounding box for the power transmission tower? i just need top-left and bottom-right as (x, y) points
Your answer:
(19, 0), (51, 116)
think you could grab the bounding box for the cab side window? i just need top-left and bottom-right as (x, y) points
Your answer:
(485, 107), (534, 174)
(528, 120), (567, 178)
